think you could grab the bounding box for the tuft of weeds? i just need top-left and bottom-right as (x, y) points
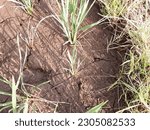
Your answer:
(116, 49), (150, 112)
(121, 0), (150, 113)
(8, 0), (33, 15)
(107, 0), (150, 113)
(97, 0), (128, 22)
(125, 0), (150, 64)
(0, 76), (66, 113)
(0, 75), (30, 113)
(0, 35), (30, 113)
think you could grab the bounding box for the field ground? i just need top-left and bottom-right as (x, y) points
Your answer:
(0, 0), (123, 112)
(1, 0), (149, 113)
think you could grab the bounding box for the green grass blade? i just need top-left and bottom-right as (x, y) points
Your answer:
(0, 90), (11, 96)
(80, 18), (105, 31)
(121, 81), (138, 94)
(0, 77), (11, 86)
(0, 104), (12, 112)
(86, 101), (108, 113)
(0, 101), (12, 107)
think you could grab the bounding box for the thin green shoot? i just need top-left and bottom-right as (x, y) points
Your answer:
(87, 101), (108, 113)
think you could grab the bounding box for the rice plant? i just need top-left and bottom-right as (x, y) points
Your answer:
(53, 0), (104, 45)
(65, 46), (82, 76)
(34, 0), (104, 75)
(53, 0), (106, 75)
(8, 0), (33, 15)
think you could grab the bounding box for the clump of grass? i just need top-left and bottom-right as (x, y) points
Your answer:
(0, 75), (30, 113)
(8, 0), (33, 15)
(107, 0), (150, 113)
(97, 0), (128, 22)
(0, 76), (66, 113)
(116, 49), (150, 113)
(125, 0), (150, 61)
(121, 0), (150, 112)
(0, 36), (29, 113)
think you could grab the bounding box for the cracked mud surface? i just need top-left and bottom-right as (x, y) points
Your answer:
(0, 0), (122, 112)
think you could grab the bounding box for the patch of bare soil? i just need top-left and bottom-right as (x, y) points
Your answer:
(0, 0), (122, 112)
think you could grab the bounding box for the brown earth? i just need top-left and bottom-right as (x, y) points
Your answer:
(0, 0), (122, 112)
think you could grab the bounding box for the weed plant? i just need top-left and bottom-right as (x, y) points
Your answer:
(99, 0), (150, 112)
(97, 0), (128, 22)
